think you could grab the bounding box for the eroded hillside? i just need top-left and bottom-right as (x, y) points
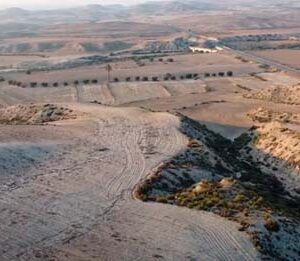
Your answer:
(244, 84), (300, 105)
(0, 104), (77, 125)
(136, 115), (300, 260)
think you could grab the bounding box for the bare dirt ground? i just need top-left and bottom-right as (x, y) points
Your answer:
(0, 104), (259, 260)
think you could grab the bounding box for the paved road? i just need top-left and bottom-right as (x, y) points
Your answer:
(224, 46), (300, 75)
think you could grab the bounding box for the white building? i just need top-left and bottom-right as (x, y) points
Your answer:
(189, 47), (218, 53)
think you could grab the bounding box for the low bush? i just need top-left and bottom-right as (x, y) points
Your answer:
(264, 217), (280, 232)
(227, 71), (233, 77)
(186, 74), (193, 79)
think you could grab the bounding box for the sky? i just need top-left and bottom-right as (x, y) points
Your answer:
(0, 0), (157, 10)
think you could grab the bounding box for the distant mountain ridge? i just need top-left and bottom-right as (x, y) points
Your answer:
(0, 1), (223, 25)
(0, 0), (297, 26)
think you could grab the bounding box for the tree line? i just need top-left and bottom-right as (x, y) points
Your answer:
(5, 71), (234, 88)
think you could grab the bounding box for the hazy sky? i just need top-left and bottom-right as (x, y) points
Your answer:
(0, 0), (157, 10)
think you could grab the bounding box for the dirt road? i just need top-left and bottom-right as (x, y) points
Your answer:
(0, 104), (259, 260)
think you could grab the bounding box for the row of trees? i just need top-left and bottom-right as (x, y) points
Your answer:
(113, 71), (233, 82)
(8, 79), (100, 88)
(6, 70), (233, 88)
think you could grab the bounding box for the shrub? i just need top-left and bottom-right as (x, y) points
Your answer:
(152, 76), (159, 81)
(158, 58), (163, 62)
(264, 218), (280, 232)
(126, 77), (131, 82)
(64, 82), (69, 86)
(142, 76), (149, 81)
(167, 58), (174, 62)
(252, 196), (264, 208)
(204, 73), (211, 77)
(30, 82), (37, 88)
(74, 80), (79, 85)
(227, 71), (233, 77)
(233, 193), (247, 203)
(212, 73), (217, 77)
(180, 75), (185, 80)
(135, 76), (140, 81)
(92, 79), (98, 84)
(53, 82), (59, 87)
(114, 78), (119, 82)
(186, 74), (193, 79)
(26, 70), (31, 75)
(218, 72), (225, 77)
(156, 197), (168, 204)
(171, 76), (176, 80)
(41, 82), (48, 87)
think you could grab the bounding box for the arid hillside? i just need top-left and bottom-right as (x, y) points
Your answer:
(0, 104), (77, 125)
(0, 104), (261, 261)
(0, 1), (299, 260)
(136, 116), (300, 260)
(245, 84), (300, 105)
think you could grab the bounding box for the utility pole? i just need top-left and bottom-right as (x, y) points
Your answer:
(106, 64), (112, 83)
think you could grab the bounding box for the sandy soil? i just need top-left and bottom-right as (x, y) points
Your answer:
(0, 103), (259, 260)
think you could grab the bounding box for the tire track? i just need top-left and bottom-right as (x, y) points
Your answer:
(0, 105), (260, 261)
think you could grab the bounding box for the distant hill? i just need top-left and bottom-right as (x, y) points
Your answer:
(127, 1), (218, 15)
(0, 1), (222, 25)
(0, 0), (298, 31)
